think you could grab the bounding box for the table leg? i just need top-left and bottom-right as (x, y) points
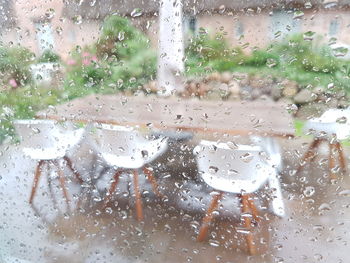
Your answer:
(133, 170), (144, 222)
(197, 192), (223, 242)
(241, 194), (256, 255)
(29, 160), (45, 204)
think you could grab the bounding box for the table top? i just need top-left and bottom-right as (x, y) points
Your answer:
(36, 94), (295, 137)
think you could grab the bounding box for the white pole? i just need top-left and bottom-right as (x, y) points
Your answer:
(158, 0), (185, 96)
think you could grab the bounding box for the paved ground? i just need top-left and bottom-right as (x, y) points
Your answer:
(1, 135), (350, 263)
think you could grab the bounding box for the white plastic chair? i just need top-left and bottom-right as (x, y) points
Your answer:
(193, 140), (285, 255)
(250, 136), (283, 172)
(94, 123), (168, 221)
(13, 119), (86, 210)
(297, 108), (350, 178)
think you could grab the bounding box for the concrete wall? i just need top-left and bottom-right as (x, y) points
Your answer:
(2, 2), (350, 59)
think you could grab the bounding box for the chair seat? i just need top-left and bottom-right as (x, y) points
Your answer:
(304, 120), (350, 140)
(201, 166), (274, 194)
(101, 153), (145, 169)
(23, 147), (67, 160)
(304, 108), (350, 140)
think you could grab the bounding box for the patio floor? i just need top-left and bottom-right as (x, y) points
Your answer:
(1, 135), (350, 263)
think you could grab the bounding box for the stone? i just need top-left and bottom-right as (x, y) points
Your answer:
(281, 80), (299, 98)
(313, 86), (325, 95)
(295, 103), (328, 119)
(218, 83), (231, 99)
(251, 88), (261, 100)
(228, 80), (240, 98)
(207, 72), (221, 82)
(257, 94), (274, 102)
(271, 86), (282, 101)
(240, 85), (253, 101)
(294, 89), (317, 104)
(220, 71), (233, 83)
(143, 80), (158, 93)
(338, 99), (349, 108)
(232, 72), (249, 85)
(205, 90), (223, 101)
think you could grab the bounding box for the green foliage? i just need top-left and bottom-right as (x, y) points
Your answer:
(243, 50), (280, 67)
(96, 15), (149, 60)
(64, 15), (156, 99)
(0, 85), (62, 143)
(185, 34), (246, 75)
(186, 33), (350, 93)
(0, 45), (34, 87)
(37, 50), (60, 63)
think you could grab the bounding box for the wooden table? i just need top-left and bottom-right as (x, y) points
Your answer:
(36, 94), (295, 137)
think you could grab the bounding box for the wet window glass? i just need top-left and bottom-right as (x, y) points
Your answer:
(1, 0), (350, 262)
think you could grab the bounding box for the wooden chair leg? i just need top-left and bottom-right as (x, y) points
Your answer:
(295, 138), (321, 175)
(143, 167), (163, 198)
(103, 169), (122, 208)
(247, 196), (260, 223)
(336, 142), (347, 173)
(46, 161), (58, 208)
(132, 170), (144, 222)
(329, 142), (337, 180)
(241, 194), (256, 255)
(53, 160), (71, 211)
(29, 160), (46, 204)
(197, 192), (223, 242)
(63, 156), (83, 184)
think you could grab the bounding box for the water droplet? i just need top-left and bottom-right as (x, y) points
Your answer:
(240, 153), (253, 163)
(338, 189), (350, 196)
(209, 166), (219, 174)
(332, 46), (348, 57)
(227, 141), (238, 149)
(304, 1), (313, 8)
(208, 239), (220, 247)
(303, 31), (315, 41)
(266, 58), (277, 68)
(105, 207), (113, 214)
(293, 10), (304, 19)
(55, 26), (63, 35)
(45, 8), (55, 19)
(73, 15), (82, 25)
(303, 186), (315, 197)
(32, 127), (41, 134)
(336, 116), (347, 124)
(323, 0), (338, 9)
(228, 169), (238, 176)
(318, 203), (331, 211)
(118, 31), (125, 41)
(131, 8), (143, 17)
(141, 150), (148, 159)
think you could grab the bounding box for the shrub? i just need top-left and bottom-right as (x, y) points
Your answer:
(0, 45), (34, 88)
(63, 15), (156, 98)
(37, 50), (60, 63)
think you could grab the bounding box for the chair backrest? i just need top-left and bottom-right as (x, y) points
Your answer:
(194, 140), (272, 193)
(13, 119), (84, 152)
(250, 136), (282, 172)
(94, 123), (169, 166)
(304, 108), (350, 140)
(94, 123), (143, 156)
